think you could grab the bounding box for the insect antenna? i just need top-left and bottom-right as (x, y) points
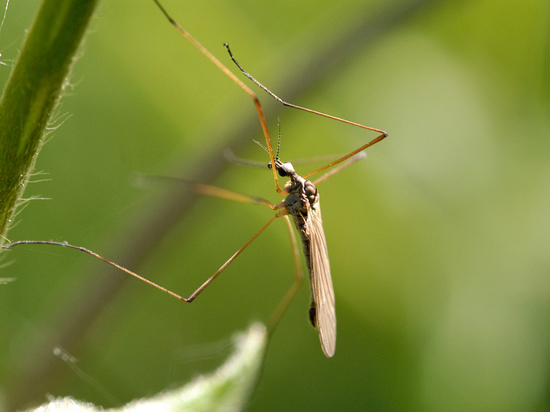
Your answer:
(275, 118), (282, 161)
(253, 139), (269, 154)
(254, 118), (282, 164)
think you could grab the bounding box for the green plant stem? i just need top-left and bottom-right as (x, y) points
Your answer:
(0, 0), (99, 241)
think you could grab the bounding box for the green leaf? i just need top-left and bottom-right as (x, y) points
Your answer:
(25, 323), (268, 412)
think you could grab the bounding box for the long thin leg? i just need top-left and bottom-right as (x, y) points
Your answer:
(224, 148), (347, 169)
(266, 215), (304, 335)
(312, 152), (366, 186)
(224, 44), (387, 136)
(192, 182), (276, 209)
(2, 215), (278, 303)
(152, 0), (282, 194)
(153, 0), (388, 191)
(135, 174), (277, 209)
(303, 133), (385, 179)
(184, 215), (278, 302)
(223, 44), (388, 178)
(2, 179), (287, 302)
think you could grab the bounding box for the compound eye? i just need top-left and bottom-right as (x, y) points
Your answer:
(278, 162), (295, 177)
(274, 161), (294, 177)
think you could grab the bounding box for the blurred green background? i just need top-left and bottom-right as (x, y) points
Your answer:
(1, 0), (549, 410)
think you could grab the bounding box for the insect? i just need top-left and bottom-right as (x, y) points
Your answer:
(2, 0), (387, 357)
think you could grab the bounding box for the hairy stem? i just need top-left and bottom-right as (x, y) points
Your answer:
(0, 0), (99, 242)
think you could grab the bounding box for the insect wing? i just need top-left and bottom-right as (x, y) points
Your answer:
(308, 199), (336, 357)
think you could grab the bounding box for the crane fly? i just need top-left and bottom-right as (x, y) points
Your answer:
(1, 0), (387, 358)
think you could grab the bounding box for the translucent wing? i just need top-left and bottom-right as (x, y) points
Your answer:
(308, 198), (336, 357)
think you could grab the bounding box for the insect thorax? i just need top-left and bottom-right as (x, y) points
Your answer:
(283, 174), (318, 217)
